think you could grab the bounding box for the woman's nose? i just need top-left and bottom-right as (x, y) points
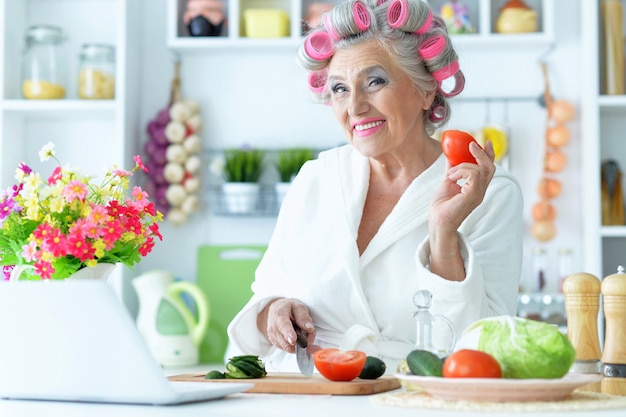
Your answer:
(348, 89), (369, 116)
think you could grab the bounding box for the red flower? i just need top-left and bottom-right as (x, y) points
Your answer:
(149, 223), (163, 241)
(138, 237), (155, 256)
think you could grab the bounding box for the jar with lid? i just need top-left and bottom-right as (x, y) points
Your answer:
(78, 44), (115, 99)
(21, 25), (68, 99)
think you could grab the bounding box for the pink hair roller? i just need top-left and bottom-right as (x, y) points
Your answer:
(353, 1), (371, 31)
(387, 0), (408, 29)
(431, 60), (459, 81)
(415, 9), (433, 35)
(429, 105), (446, 122)
(324, 15), (341, 41)
(304, 31), (334, 61)
(418, 34), (445, 60)
(438, 71), (466, 98)
(308, 70), (328, 94)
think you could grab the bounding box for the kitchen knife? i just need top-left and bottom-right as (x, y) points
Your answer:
(293, 323), (314, 376)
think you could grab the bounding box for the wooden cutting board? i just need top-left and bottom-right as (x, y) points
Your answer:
(169, 372), (401, 395)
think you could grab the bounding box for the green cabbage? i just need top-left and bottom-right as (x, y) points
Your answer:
(460, 316), (576, 379)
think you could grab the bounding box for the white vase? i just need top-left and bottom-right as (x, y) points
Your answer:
(69, 263), (117, 281)
(275, 181), (291, 208)
(221, 182), (260, 214)
(9, 263), (117, 282)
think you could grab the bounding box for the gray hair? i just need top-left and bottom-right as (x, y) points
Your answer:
(297, 0), (463, 134)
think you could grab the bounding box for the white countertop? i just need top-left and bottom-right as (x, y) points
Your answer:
(1, 366), (624, 417)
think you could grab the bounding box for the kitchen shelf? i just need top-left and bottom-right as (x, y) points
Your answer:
(167, 0), (553, 51)
(601, 226), (626, 238)
(0, 0), (141, 305)
(1, 99), (117, 118)
(207, 184), (280, 217)
(581, 0), (626, 281)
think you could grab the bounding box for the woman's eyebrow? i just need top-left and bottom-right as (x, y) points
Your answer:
(328, 65), (388, 82)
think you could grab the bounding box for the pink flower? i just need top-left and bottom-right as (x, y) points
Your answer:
(21, 241), (39, 262)
(87, 204), (109, 226)
(47, 166), (62, 185)
(133, 155), (148, 173)
(62, 180), (88, 202)
(113, 169), (132, 177)
(32, 223), (54, 242)
(34, 260), (53, 280)
(41, 228), (67, 258)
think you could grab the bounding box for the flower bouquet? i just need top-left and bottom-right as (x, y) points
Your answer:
(0, 142), (163, 280)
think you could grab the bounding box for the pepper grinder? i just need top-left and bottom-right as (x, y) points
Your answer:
(563, 272), (602, 392)
(601, 265), (626, 396)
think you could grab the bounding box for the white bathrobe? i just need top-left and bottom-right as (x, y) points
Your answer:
(227, 144), (523, 373)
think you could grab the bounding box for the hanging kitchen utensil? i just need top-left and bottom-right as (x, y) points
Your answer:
(601, 159), (625, 225)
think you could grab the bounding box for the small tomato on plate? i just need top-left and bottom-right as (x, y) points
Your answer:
(443, 349), (502, 378)
(313, 348), (367, 382)
(441, 130), (481, 166)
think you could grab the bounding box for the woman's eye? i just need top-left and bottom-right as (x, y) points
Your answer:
(331, 84), (347, 94)
(369, 77), (386, 87)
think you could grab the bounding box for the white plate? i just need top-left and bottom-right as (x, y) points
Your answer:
(394, 372), (603, 402)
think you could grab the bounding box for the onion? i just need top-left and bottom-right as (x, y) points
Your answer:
(531, 221), (557, 242)
(532, 200), (557, 221)
(155, 107), (171, 126)
(549, 100), (576, 123)
(537, 178), (562, 199)
(546, 125), (570, 147)
(545, 150), (567, 172)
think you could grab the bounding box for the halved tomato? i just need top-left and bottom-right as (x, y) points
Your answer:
(442, 349), (502, 378)
(313, 348), (367, 382)
(441, 130), (481, 166)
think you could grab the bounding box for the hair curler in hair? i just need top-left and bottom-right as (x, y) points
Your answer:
(418, 34), (446, 60)
(304, 31), (335, 61)
(308, 69), (328, 94)
(437, 70), (465, 98)
(386, 0), (432, 34)
(353, 1), (371, 31)
(325, 0), (372, 40)
(429, 104), (446, 123)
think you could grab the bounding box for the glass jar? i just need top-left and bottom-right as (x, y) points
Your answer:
(21, 25), (68, 99)
(78, 44), (116, 99)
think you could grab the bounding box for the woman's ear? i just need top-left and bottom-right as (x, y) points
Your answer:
(423, 90), (436, 110)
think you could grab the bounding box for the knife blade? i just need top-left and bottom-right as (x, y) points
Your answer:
(293, 323), (314, 376)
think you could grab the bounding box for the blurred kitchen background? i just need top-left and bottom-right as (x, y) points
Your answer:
(2, 0), (625, 359)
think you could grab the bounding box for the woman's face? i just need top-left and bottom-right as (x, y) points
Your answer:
(327, 40), (433, 158)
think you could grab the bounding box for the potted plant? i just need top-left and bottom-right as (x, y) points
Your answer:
(275, 148), (315, 206)
(0, 142), (163, 281)
(219, 146), (266, 214)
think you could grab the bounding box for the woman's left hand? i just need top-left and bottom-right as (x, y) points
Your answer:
(431, 140), (496, 232)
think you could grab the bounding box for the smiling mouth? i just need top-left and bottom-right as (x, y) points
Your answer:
(354, 120), (384, 131)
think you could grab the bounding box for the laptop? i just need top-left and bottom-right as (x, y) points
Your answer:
(0, 280), (253, 405)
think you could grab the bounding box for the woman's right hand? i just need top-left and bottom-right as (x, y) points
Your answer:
(257, 298), (316, 353)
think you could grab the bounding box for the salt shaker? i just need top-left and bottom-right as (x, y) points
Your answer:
(413, 290), (456, 358)
(601, 266), (626, 396)
(563, 272), (602, 392)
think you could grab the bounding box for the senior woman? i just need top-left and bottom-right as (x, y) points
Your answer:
(227, 0), (523, 373)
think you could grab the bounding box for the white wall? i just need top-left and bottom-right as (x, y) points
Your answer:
(135, 1), (582, 299)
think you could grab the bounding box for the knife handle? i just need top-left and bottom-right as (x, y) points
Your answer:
(293, 323), (308, 348)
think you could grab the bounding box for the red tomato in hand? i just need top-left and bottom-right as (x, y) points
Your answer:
(441, 130), (481, 166)
(313, 348), (367, 381)
(443, 349), (502, 378)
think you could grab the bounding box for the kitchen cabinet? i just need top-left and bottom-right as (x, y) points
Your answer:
(0, 0), (141, 298)
(167, 0), (553, 51)
(580, 0), (626, 280)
